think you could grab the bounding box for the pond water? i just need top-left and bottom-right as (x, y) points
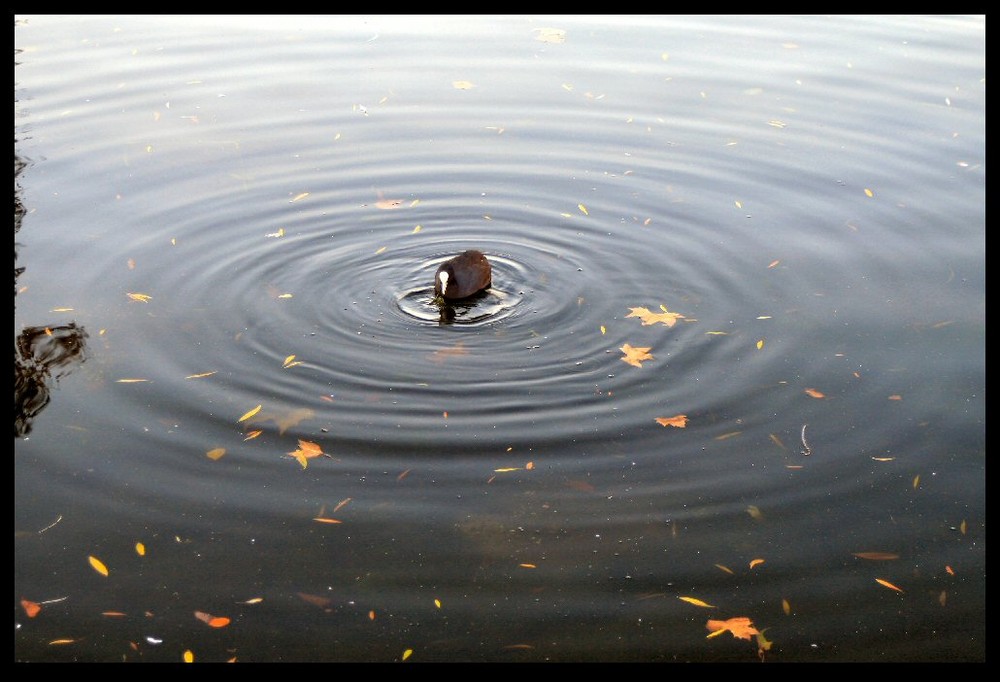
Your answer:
(14, 15), (984, 662)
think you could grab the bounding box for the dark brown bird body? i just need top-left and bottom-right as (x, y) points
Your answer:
(434, 250), (491, 300)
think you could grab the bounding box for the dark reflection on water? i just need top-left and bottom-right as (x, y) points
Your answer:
(14, 15), (984, 662)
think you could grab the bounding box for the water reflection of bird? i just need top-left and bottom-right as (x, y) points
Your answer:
(434, 250), (491, 300)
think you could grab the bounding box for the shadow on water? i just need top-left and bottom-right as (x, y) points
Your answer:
(14, 140), (88, 438)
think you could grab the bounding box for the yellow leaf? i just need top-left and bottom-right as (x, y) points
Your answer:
(283, 354), (296, 367)
(452, 80), (475, 89)
(49, 639), (76, 645)
(185, 371), (217, 379)
(875, 578), (904, 593)
(242, 597), (264, 604)
(600, 325), (606, 335)
(206, 447), (226, 461)
(746, 505), (763, 520)
(51, 307), (75, 312)
(678, 596), (715, 608)
(291, 192), (310, 202)
(913, 474), (920, 489)
(126, 292), (152, 302)
(402, 649), (413, 661)
(183, 650), (194, 663)
(756, 338), (764, 349)
(625, 306), (685, 327)
(88, 555), (109, 577)
(960, 520), (966, 534)
(411, 225), (422, 234)
(434, 599), (442, 608)
(864, 188), (874, 198)
(782, 599), (791, 615)
(135, 542), (145, 556)
(313, 517), (342, 524)
(619, 343), (653, 368)
(654, 415), (688, 428)
(534, 27), (566, 43)
(116, 378), (150, 383)
(578, 203), (588, 215)
(238, 405), (262, 422)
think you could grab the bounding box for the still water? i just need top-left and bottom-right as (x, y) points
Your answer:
(14, 15), (984, 662)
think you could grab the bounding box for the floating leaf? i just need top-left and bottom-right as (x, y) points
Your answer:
(185, 371), (217, 379)
(679, 596), (715, 608)
(452, 80), (475, 90)
(749, 558), (765, 569)
(875, 578), (904, 593)
(626, 306), (685, 327)
(206, 447), (226, 461)
(706, 617), (759, 640)
(853, 551), (899, 561)
(746, 505), (763, 520)
(243, 430), (262, 441)
(49, 639), (76, 645)
(194, 611), (231, 628)
(804, 388), (825, 398)
(620, 343), (653, 368)
(864, 188), (874, 198)
(655, 415), (688, 428)
(21, 599), (41, 618)
(715, 564), (734, 575)
(313, 517), (342, 524)
(434, 599), (442, 609)
(578, 203), (588, 215)
(782, 599), (791, 615)
(126, 292), (152, 303)
(289, 439), (326, 469)
(88, 555), (109, 577)
(913, 474), (920, 489)
(402, 648), (413, 661)
(534, 27), (566, 43)
(135, 542), (146, 556)
(767, 260), (780, 268)
(238, 405), (262, 422)
(291, 192), (309, 203)
(375, 199), (403, 210)
(519, 563), (537, 569)
(116, 378), (150, 383)
(888, 394), (902, 400)
(242, 597), (264, 604)
(183, 650), (194, 663)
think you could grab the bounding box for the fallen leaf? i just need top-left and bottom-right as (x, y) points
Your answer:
(804, 388), (825, 398)
(746, 505), (763, 520)
(238, 405), (262, 422)
(313, 517), (342, 524)
(429, 341), (469, 364)
(767, 260), (780, 268)
(706, 617), (759, 640)
(288, 439), (327, 469)
(452, 80), (475, 89)
(194, 611), (230, 627)
(749, 558), (765, 569)
(88, 555), (109, 577)
(185, 371), (217, 379)
(756, 338), (765, 350)
(183, 650), (194, 662)
(116, 378), (150, 383)
(291, 192), (310, 203)
(875, 578), (904, 593)
(655, 415), (688, 428)
(888, 394), (902, 400)
(135, 542), (146, 556)
(578, 203), (588, 215)
(206, 447), (226, 461)
(126, 292), (152, 303)
(21, 599), (41, 618)
(626, 306), (685, 327)
(715, 564), (734, 575)
(620, 343), (653, 368)
(402, 648), (413, 661)
(49, 639), (76, 645)
(853, 552), (899, 561)
(534, 27), (566, 43)
(782, 599), (791, 615)
(679, 596), (715, 608)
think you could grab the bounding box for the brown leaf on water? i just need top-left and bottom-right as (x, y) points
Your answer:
(804, 388), (825, 398)
(655, 415), (688, 428)
(715, 564), (734, 575)
(853, 551), (899, 561)
(21, 599), (41, 618)
(626, 306), (685, 328)
(620, 343), (653, 368)
(206, 447), (226, 461)
(706, 617), (760, 640)
(429, 341), (469, 364)
(782, 599), (791, 615)
(313, 517), (342, 524)
(246, 407), (315, 434)
(297, 592), (332, 609)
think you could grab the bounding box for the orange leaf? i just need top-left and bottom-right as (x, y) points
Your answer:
(194, 611), (230, 627)
(655, 415), (688, 428)
(21, 599), (41, 618)
(206, 447), (226, 461)
(804, 388), (825, 398)
(706, 616), (759, 640)
(679, 596), (715, 608)
(749, 558), (765, 569)
(875, 578), (905, 593)
(853, 551), (899, 560)
(238, 404), (262, 422)
(313, 517), (342, 524)
(620, 343), (654, 368)
(625, 306), (685, 328)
